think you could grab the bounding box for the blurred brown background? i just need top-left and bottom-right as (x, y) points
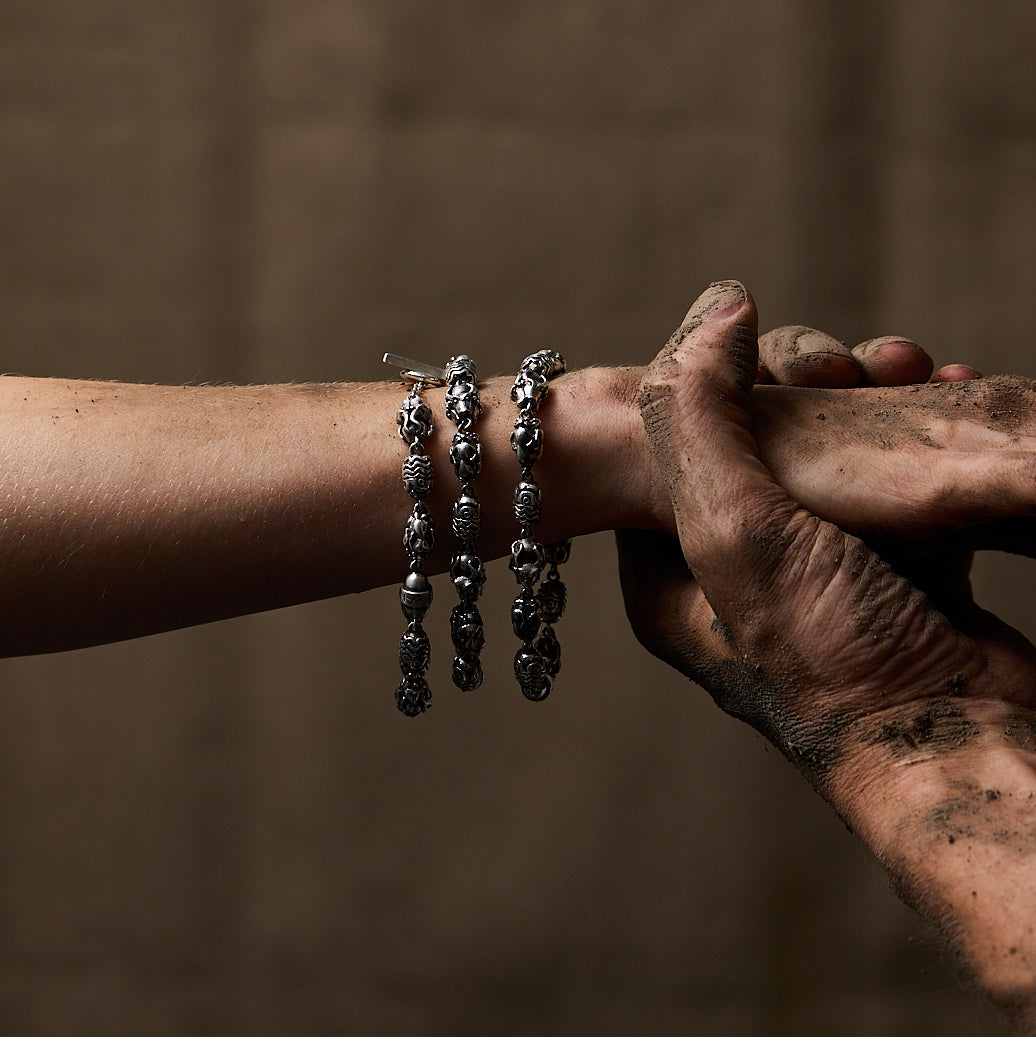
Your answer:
(1, 1), (1034, 1034)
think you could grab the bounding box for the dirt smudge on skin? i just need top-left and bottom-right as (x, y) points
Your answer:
(736, 518), (801, 583)
(965, 375), (1036, 433)
(709, 616), (735, 645)
(639, 313), (758, 501)
(691, 656), (849, 785)
(638, 378), (682, 498)
(861, 698), (980, 758)
(927, 780), (1036, 857)
(840, 540), (926, 641)
(604, 366), (645, 411)
(1003, 715), (1036, 751)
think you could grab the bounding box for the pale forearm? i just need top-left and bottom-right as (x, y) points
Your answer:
(0, 370), (652, 653)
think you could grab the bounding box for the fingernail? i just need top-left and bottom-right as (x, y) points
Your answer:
(856, 336), (914, 357)
(690, 280), (747, 323)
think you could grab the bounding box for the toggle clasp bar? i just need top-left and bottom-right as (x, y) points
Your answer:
(382, 353), (447, 387)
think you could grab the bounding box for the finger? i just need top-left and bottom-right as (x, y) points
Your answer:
(933, 363), (982, 382)
(758, 326), (861, 388)
(639, 281), (803, 616)
(614, 530), (735, 678)
(851, 337), (935, 386)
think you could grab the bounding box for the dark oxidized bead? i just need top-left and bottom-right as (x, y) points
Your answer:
(395, 673), (432, 717)
(511, 586), (541, 642)
(509, 536), (545, 584)
(450, 551), (486, 602)
(399, 570), (433, 620)
(396, 393), (434, 445)
(544, 539), (572, 567)
(403, 501), (435, 559)
(536, 573), (567, 624)
(452, 653), (484, 692)
(513, 478), (542, 526)
(402, 453), (434, 500)
(509, 416), (543, 467)
(452, 493), (481, 542)
(449, 431), (482, 482)
(514, 645), (551, 702)
(398, 625), (431, 674)
(535, 625), (561, 678)
(450, 602), (485, 654)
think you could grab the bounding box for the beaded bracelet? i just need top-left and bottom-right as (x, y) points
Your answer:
(444, 355), (486, 691)
(508, 349), (570, 701)
(385, 353), (447, 717)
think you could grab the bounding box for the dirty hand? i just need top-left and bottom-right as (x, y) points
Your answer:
(619, 281), (1036, 1024)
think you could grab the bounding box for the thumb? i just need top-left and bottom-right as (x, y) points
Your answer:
(639, 281), (802, 612)
(639, 282), (979, 714)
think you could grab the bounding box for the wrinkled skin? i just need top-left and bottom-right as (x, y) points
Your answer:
(619, 281), (1036, 1026)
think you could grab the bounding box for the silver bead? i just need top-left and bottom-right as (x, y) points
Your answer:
(396, 673), (432, 717)
(510, 416), (543, 468)
(452, 494), (481, 542)
(445, 377), (483, 430)
(511, 586), (541, 642)
(450, 551), (486, 602)
(513, 479), (542, 526)
(509, 537), (545, 585)
(444, 354), (477, 383)
(399, 625), (431, 674)
(403, 502), (436, 559)
(510, 371), (548, 412)
(402, 453), (434, 500)
(396, 392), (434, 445)
(452, 653), (484, 692)
(536, 573), (567, 624)
(399, 570), (433, 620)
(450, 602), (485, 654)
(535, 625), (561, 678)
(449, 431), (482, 482)
(514, 646), (551, 701)
(523, 349), (566, 381)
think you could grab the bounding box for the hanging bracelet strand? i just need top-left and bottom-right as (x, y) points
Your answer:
(385, 354), (447, 717)
(444, 355), (487, 691)
(509, 349), (570, 701)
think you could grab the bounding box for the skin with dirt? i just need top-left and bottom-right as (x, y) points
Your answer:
(625, 281), (1036, 1022)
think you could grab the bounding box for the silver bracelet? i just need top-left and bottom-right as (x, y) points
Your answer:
(444, 355), (486, 691)
(385, 353), (447, 717)
(508, 349), (570, 701)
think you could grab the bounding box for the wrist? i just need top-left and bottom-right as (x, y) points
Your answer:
(414, 364), (667, 577)
(536, 365), (670, 538)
